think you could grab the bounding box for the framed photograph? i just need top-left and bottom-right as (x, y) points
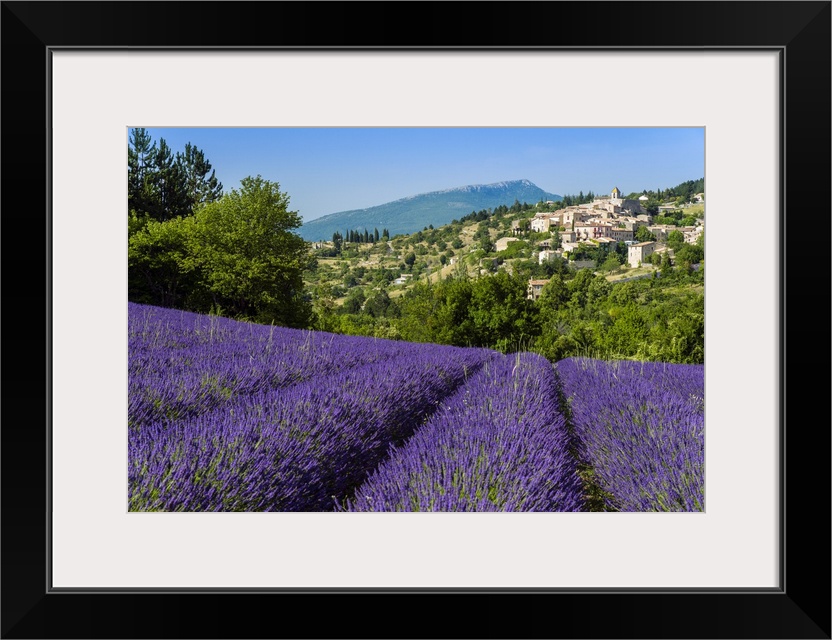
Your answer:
(3, 2), (829, 638)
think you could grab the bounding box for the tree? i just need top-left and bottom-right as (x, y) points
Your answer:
(177, 142), (223, 211)
(468, 271), (538, 351)
(587, 276), (613, 303)
(600, 253), (622, 273)
(127, 128), (157, 218)
(667, 230), (686, 251)
(674, 243), (704, 268)
(342, 288), (366, 314)
(660, 251), (673, 277)
(396, 281), (443, 343)
(537, 274), (569, 313)
(311, 284), (341, 332)
(568, 268), (596, 309)
(364, 290), (395, 318)
(635, 225), (656, 242)
(404, 252), (417, 270)
(128, 215), (199, 309)
(644, 197), (661, 216)
(552, 229), (561, 249)
(128, 130), (223, 223)
(188, 175), (313, 327)
(146, 138), (189, 221)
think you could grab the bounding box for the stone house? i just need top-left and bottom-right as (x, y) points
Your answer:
(527, 279), (549, 300)
(575, 223), (613, 240)
(538, 249), (562, 265)
(608, 227), (634, 242)
(627, 241), (656, 268)
(530, 216), (553, 233)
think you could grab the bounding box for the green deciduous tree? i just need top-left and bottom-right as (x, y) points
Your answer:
(468, 271), (538, 351)
(635, 225), (656, 242)
(667, 230), (686, 251)
(341, 287), (366, 314)
(188, 175), (313, 327)
(674, 243), (704, 269)
(128, 215), (198, 309)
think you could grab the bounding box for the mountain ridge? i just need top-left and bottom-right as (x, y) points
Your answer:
(299, 179), (562, 241)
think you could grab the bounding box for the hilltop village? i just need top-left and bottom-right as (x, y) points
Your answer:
(307, 186), (705, 304)
(517, 187), (704, 298)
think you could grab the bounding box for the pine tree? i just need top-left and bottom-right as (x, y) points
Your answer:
(147, 138), (188, 221)
(128, 128), (157, 217)
(177, 142), (223, 212)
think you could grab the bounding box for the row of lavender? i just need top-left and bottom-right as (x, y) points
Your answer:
(129, 302), (450, 429)
(343, 352), (585, 511)
(128, 304), (704, 512)
(555, 357), (705, 511)
(128, 303), (497, 510)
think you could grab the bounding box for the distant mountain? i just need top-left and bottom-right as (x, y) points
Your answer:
(299, 179), (562, 241)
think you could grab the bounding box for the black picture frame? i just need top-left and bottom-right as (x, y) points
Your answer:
(2, 2), (829, 638)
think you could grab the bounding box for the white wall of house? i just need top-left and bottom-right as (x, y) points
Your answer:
(530, 217), (551, 233)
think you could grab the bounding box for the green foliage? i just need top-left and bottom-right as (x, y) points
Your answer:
(128, 215), (198, 309)
(188, 176), (313, 326)
(364, 290), (398, 319)
(599, 253), (623, 273)
(667, 230), (686, 251)
(661, 252), (673, 276)
(180, 142), (223, 207)
(644, 198), (662, 216)
(634, 225), (656, 242)
(128, 128), (157, 218)
(653, 215), (679, 226)
(496, 240), (528, 259)
(341, 288), (366, 314)
(466, 271), (539, 351)
(128, 128), (222, 223)
(395, 271), (536, 351)
(674, 243), (704, 268)
(537, 274), (569, 312)
(129, 175), (313, 328)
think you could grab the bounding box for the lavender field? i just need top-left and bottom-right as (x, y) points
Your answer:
(128, 303), (704, 512)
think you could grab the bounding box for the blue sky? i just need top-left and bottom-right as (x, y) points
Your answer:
(138, 127), (704, 223)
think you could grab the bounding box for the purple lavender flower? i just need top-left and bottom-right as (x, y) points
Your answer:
(555, 357), (704, 511)
(345, 352), (585, 512)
